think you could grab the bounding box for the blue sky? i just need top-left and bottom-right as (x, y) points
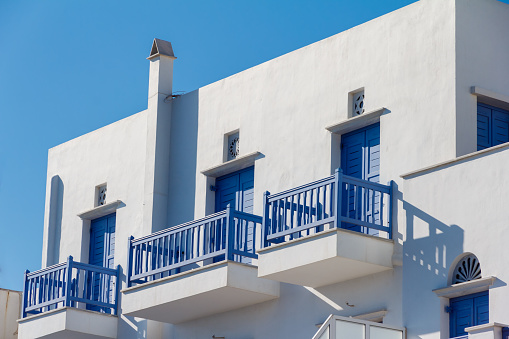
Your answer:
(1, 0), (486, 290)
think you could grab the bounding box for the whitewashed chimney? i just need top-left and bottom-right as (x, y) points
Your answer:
(143, 38), (176, 233)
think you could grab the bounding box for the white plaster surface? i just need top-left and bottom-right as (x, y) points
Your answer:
(17, 307), (117, 339)
(121, 261), (279, 324)
(257, 229), (393, 287)
(34, 0), (509, 338)
(0, 289), (21, 339)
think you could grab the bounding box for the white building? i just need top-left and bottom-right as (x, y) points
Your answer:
(16, 0), (509, 338)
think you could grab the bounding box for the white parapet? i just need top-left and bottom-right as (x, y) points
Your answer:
(257, 228), (394, 288)
(121, 261), (280, 324)
(17, 307), (118, 339)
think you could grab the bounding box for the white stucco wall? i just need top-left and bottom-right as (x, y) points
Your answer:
(34, 0), (509, 338)
(165, 0), (456, 338)
(455, 0), (509, 157)
(402, 144), (509, 338)
(1, 288), (21, 339)
(39, 109), (154, 338)
(41, 110), (149, 267)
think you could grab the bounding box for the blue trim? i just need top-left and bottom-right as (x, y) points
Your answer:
(127, 208), (263, 286)
(262, 170), (392, 246)
(22, 258), (120, 317)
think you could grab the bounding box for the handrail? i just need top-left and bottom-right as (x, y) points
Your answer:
(127, 206), (263, 286)
(22, 256), (120, 318)
(132, 210), (228, 244)
(262, 169), (393, 246)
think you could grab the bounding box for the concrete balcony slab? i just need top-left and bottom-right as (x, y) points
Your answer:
(121, 261), (279, 324)
(257, 228), (394, 287)
(17, 307), (117, 339)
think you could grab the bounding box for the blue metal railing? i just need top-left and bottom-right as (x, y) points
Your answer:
(22, 256), (120, 317)
(262, 169), (393, 246)
(127, 205), (263, 286)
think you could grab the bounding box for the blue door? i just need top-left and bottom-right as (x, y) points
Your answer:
(478, 103), (509, 150)
(88, 213), (116, 312)
(341, 123), (380, 234)
(215, 166), (254, 263)
(450, 291), (489, 338)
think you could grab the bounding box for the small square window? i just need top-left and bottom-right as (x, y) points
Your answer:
(95, 184), (107, 207)
(226, 131), (240, 161)
(352, 90), (365, 116)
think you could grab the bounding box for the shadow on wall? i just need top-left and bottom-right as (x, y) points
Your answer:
(47, 175), (64, 266)
(166, 89), (199, 227)
(401, 194), (464, 338)
(403, 200), (464, 282)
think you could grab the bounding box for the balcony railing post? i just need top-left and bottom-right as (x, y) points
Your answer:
(262, 191), (270, 248)
(388, 180), (395, 240)
(127, 236), (134, 287)
(334, 168), (343, 229)
(21, 269), (29, 318)
(114, 265), (121, 315)
(225, 205), (234, 261)
(65, 256), (73, 307)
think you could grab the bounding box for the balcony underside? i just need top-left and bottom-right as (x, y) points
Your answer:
(121, 261), (279, 324)
(17, 307), (117, 339)
(257, 228), (394, 288)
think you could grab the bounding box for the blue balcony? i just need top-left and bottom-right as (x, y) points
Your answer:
(121, 206), (279, 324)
(257, 169), (395, 287)
(18, 256), (119, 339)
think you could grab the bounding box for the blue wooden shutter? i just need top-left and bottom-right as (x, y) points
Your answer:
(215, 167), (255, 263)
(89, 213), (116, 313)
(341, 123), (380, 233)
(215, 166), (255, 213)
(477, 103), (509, 151)
(477, 104), (492, 150)
(492, 108), (509, 146)
(450, 291), (489, 338)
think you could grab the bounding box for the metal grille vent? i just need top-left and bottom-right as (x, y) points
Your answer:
(353, 91), (365, 116)
(227, 133), (239, 161)
(452, 254), (482, 284)
(97, 185), (107, 206)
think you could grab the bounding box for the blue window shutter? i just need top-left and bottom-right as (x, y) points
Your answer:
(477, 104), (492, 150)
(89, 213), (116, 313)
(474, 293), (489, 325)
(215, 174), (239, 212)
(492, 108), (509, 146)
(450, 291), (489, 338)
(214, 167), (255, 263)
(341, 132), (364, 179)
(477, 103), (509, 151)
(341, 123), (380, 234)
(365, 125), (380, 183)
(215, 166), (254, 213)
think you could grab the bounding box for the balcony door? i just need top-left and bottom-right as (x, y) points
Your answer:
(215, 166), (254, 214)
(341, 123), (380, 234)
(215, 166), (254, 263)
(449, 291), (488, 338)
(88, 213), (116, 311)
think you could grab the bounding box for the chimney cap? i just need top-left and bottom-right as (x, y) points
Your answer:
(148, 38), (176, 60)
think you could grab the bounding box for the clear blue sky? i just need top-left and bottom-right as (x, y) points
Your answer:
(2, 0), (495, 291)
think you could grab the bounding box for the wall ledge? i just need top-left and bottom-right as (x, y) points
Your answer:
(401, 142), (509, 179)
(78, 200), (123, 220)
(201, 151), (262, 178)
(326, 107), (386, 135)
(432, 276), (496, 298)
(472, 86), (509, 111)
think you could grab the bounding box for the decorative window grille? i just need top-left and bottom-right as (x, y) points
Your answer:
(352, 90), (365, 116)
(227, 132), (240, 161)
(452, 254), (482, 284)
(97, 184), (107, 206)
